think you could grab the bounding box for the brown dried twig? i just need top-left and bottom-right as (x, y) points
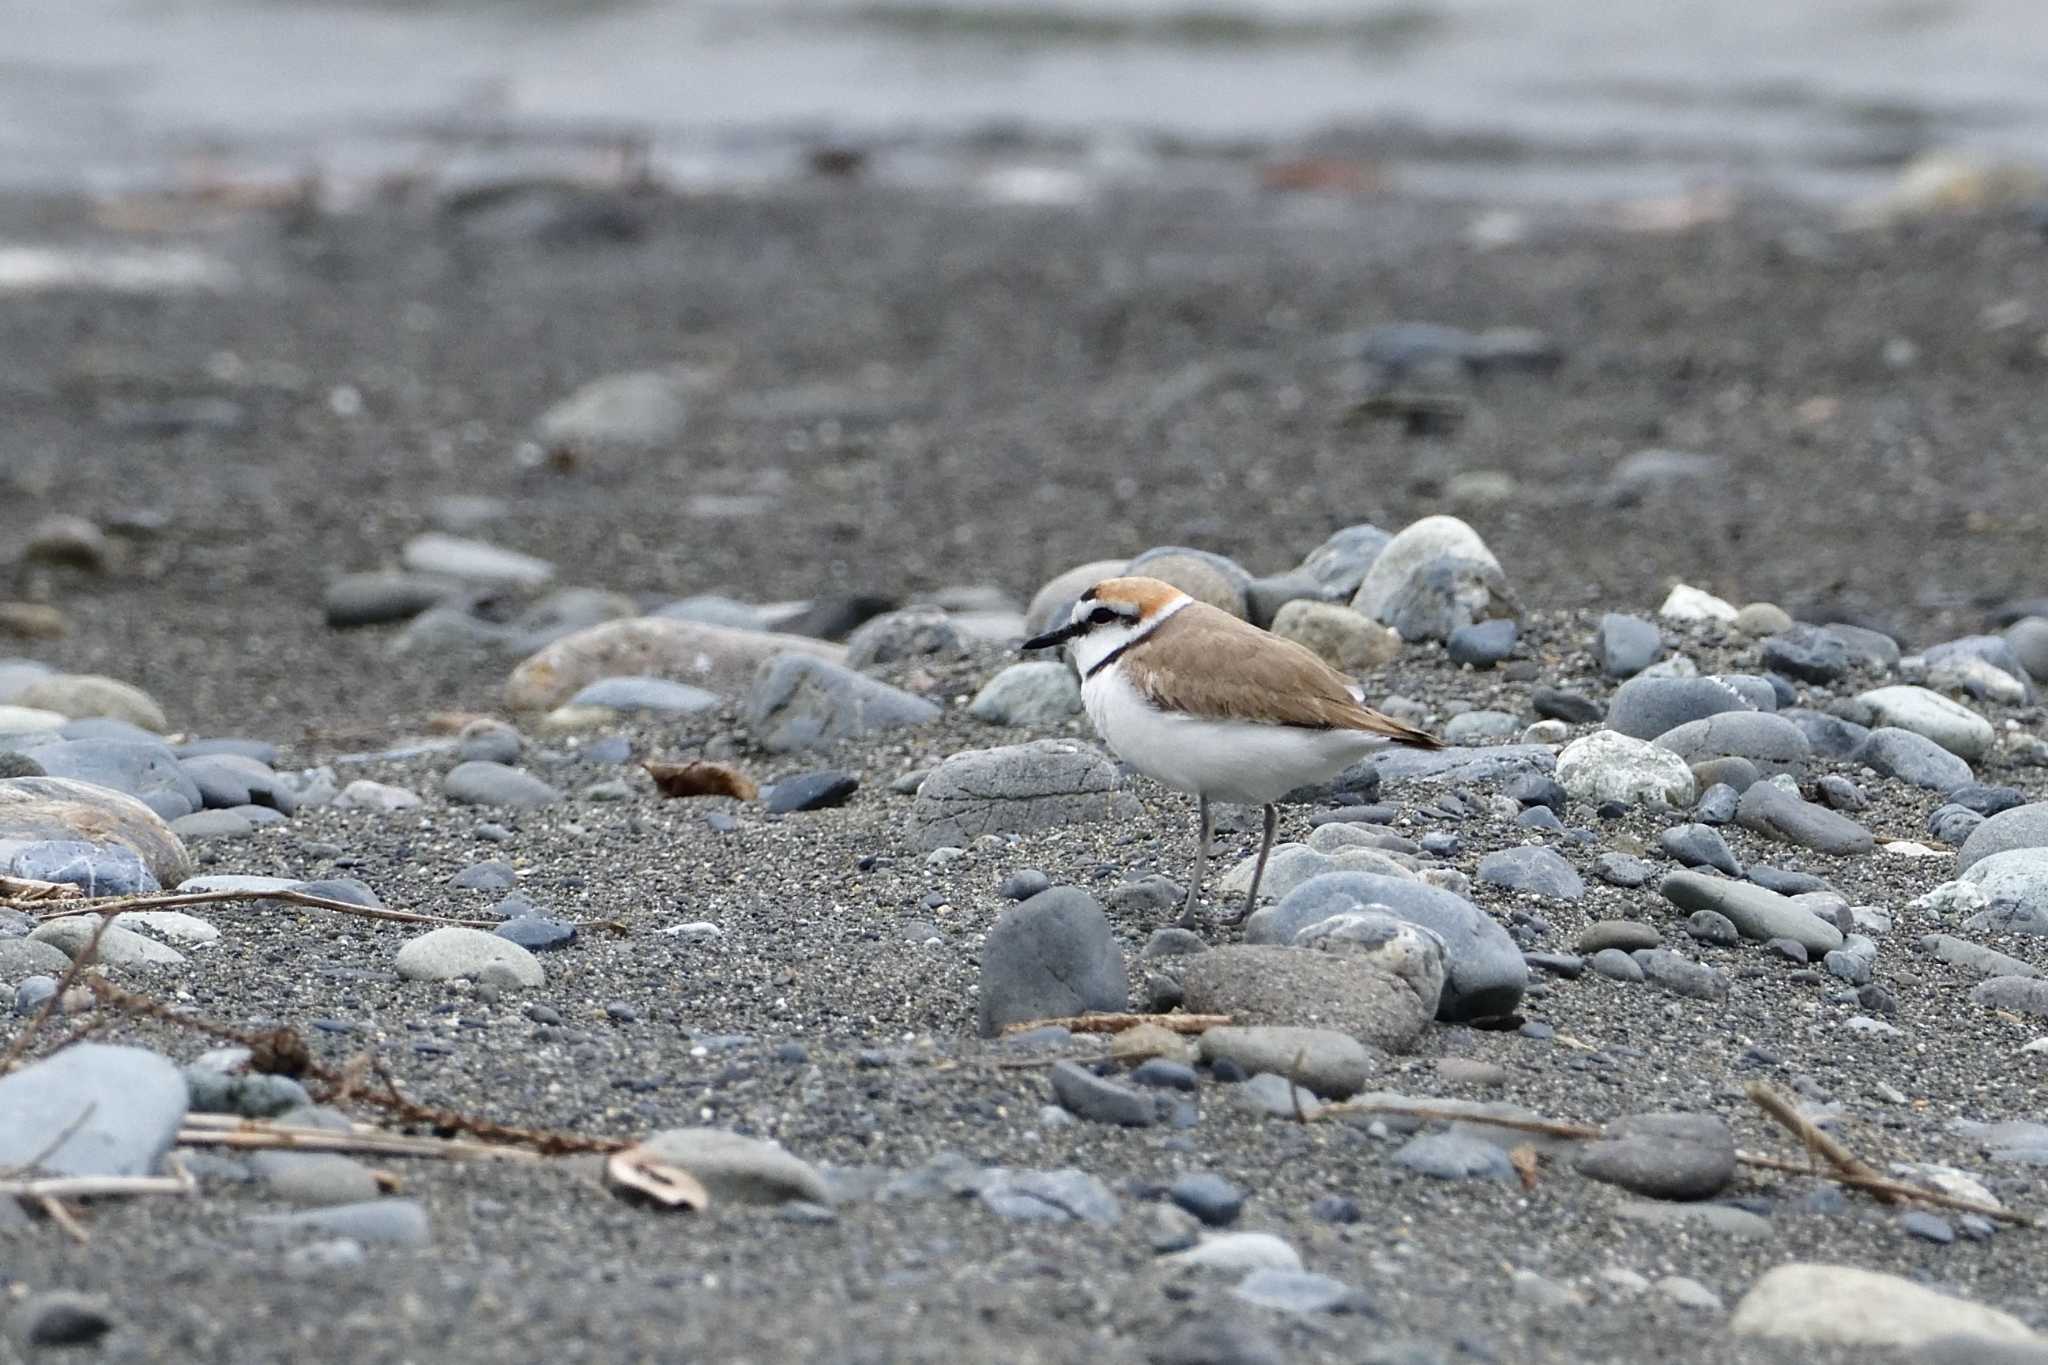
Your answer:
(1310, 1098), (1602, 1141)
(1736, 1149), (2035, 1228)
(177, 1115), (544, 1163)
(999, 1012), (1231, 1038)
(17, 886), (626, 935)
(1745, 1082), (1901, 1205)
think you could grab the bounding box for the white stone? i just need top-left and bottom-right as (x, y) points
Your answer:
(1163, 1232), (1303, 1272)
(1556, 731), (1696, 806)
(400, 533), (554, 589)
(114, 911), (219, 944)
(0, 704), (66, 732)
(336, 779), (423, 812)
(1350, 515), (1505, 624)
(1855, 685), (1994, 761)
(394, 927), (543, 987)
(1658, 584), (1738, 624)
(1729, 1263), (2038, 1347)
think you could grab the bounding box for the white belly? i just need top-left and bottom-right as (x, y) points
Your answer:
(1081, 667), (1386, 805)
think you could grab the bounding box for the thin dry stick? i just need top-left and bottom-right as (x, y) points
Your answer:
(999, 1012), (1231, 1038)
(1736, 1150), (2035, 1228)
(0, 913), (116, 1075)
(35, 1196), (87, 1243)
(0, 1170), (195, 1200)
(1746, 1082), (1901, 1206)
(1311, 1099), (1602, 1141)
(177, 1121), (544, 1163)
(0, 875), (80, 901)
(20, 887), (626, 935)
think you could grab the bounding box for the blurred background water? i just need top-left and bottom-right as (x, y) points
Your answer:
(5, 0), (2045, 202)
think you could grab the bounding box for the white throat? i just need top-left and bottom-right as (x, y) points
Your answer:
(1067, 594), (1191, 679)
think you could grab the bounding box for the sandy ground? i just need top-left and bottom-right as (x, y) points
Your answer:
(1, 176), (2046, 1362)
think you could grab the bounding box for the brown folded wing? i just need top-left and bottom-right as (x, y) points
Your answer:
(1122, 604), (1441, 747)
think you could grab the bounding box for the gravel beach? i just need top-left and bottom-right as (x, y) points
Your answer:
(1, 170), (2047, 1364)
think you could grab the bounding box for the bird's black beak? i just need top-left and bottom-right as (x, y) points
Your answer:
(1021, 622), (1082, 652)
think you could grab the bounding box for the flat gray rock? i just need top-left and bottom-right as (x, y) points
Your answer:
(1971, 976), (2048, 1017)
(976, 1168), (1120, 1225)
(30, 916), (187, 966)
(1250, 872), (1523, 1021)
(1049, 1061), (1157, 1126)
(638, 1127), (832, 1206)
(400, 532), (554, 588)
(246, 1199), (431, 1246)
(1918, 934), (2039, 980)
(1855, 727), (1973, 794)
(1959, 802), (2048, 873)
(1960, 849), (2048, 933)
(1653, 711), (1810, 777)
(1633, 948), (1730, 1000)
(975, 888), (1127, 1037)
(0, 1044), (186, 1177)
(748, 655), (941, 753)
(1575, 1112), (1736, 1199)
(23, 738), (201, 820)
(1736, 783), (1874, 856)
(1196, 1026), (1372, 1099)
(323, 571), (457, 628)
(1177, 945), (1431, 1052)
(967, 662), (1081, 727)
(1660, 871), (1844, 954)
(1369, 744), (1555, 787)
(442, 761), (561, 808)
(1475, 846), (1584, 900)
(567, 676), (722, 715)
(1855, 685), (1994, 761)
(907, 739), (1140, 851)
(1606, 675), (1758, 741)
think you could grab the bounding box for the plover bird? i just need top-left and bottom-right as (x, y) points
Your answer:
(1024, 575), (1441, 927)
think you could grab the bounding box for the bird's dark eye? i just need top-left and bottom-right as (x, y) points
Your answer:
(1088, 606), (1119, 626)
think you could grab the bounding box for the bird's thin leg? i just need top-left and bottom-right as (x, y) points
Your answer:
(1225, 803), (1279, 926)
(1177, 795), (1213, 929)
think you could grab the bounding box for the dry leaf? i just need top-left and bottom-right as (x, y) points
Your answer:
(644, 760), (758, 802)
(1510, 1145), (1541, 1191)
(1110, 1022), (1192, 1065)
(606, 1146), (710, 1211)
(0, 603), (67, 640)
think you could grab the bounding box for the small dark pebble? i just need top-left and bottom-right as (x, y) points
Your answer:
(1420, 832), (1459, 857)
(1208, 1057), (1248, 1084)
(19, 1294), (115, 1348)
(495, 916), (577, 952)
(1523, 953), (1582, 979)
(774, 1042), (810, 1065)
(1768, 937), (1810, 964)
(1131, 1058), (1199, 1091)
(1532, 687), (1603, 724)
(525, 1004), (563, 1025)
(1168, 1173), (1247, 1227)
(1311, 1195), (1362, 1224)
(999, 869), (1052, 901)
(1518, 1020), (1555, 1040)
(605, 1002), (639, 1023)
(1899, 1211), (1955, 1244)
(1949, 783), (2025, 816)
(1516, 806), (1564, 832)
(1596, 800), (1630, 820)
(764, 770), (859, 814)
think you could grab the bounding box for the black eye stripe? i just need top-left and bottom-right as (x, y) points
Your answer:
(1087, 606), (1119, 626)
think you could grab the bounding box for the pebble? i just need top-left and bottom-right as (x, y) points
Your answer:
(1394, 1133), (1514, 1181)
(975, 888), (1127, 1036)
(1555, 731), (1696, 807)
(1196, 1025), (1372, 1099)
(15, 1292), (116, 1348)
(1591, 853), (1656, 888)
(843, 607), (965, 668)
(1050, 1061), (1158, 1126)
(1694, 783), (1740, 823)
(1510, 1269), (1584, 1310)
(8, 839), (158, 896)
(1855, 727), (1973, 794)
(1269, 601), (1402, 671)
(1899, 1211), (1956, 1244)
(494, 916), (576, 952)
(977, 1168), (1120, 1225)
(323, 571), (456, 628)
(14, 673), (169, 732)
(1475, 846), (1584, 900)
(1614, 1200), (1768, 1238)
(1959, 801), (2048, 872)
(399, 532), (553, 588)
(636, 1127), (831, 1206)
(1656, 1276), (1725, 1312)
(394, 927), (544, 986)
(1178, 945), (1432, 1052)
(1577, 920), (1661, 953)
(1654, 711), (1810, 777)
(1442, 710), (1519, 743)
(1606, 675), (1757, 741)
(998, 868), (1051, 900)
(1761, 625), (1849, 683)
(1597, 612), (1662, 678)
(1736, 782), (1874, 856)
(1729, 1262), (2035, 1346)
(1633, 948), (1729, 1000)
(246, 1199), (432, 1247)
(171, 808), (255, 840)
(1168, 1173), (1246, 1227)
(1446, 618), (1517, 668)
(1575, 1112), (1736, 1199)
(534, 368), (690, 450)
(1590, 948), (1645, 982)
(1232, 1268), (1361, 1315)
(1165, 1230), (1302, 1272)
(451, 860), (517, 891)
(1531, 687), (1603, 724)
(763, 770), (858, 814)
(336, 778), (422, 811)
(1661, 823), (1741, 875)
(443, 761), (561, 808)
(1349, 516), (1513, 642)
(1659, 584), (1738, 624)
(1660, 871), (1844, 954)
(1972, 976), (2048, 1017)
(248, 1151), (382, 1205)
(31, 915), (187, 966)
(1920, 635), (2035, 703)
(0, 1044), (186, 1176)
(26, 737), (201, 818)
(1855, 685), (1994, 760)
(908, 739), (1140, 851)
(1250, 871), (1525, 1020)
(504, 615), (843, 711)
(1235, 1073), (1325, 1119)
(967, 661), (1081, 726)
